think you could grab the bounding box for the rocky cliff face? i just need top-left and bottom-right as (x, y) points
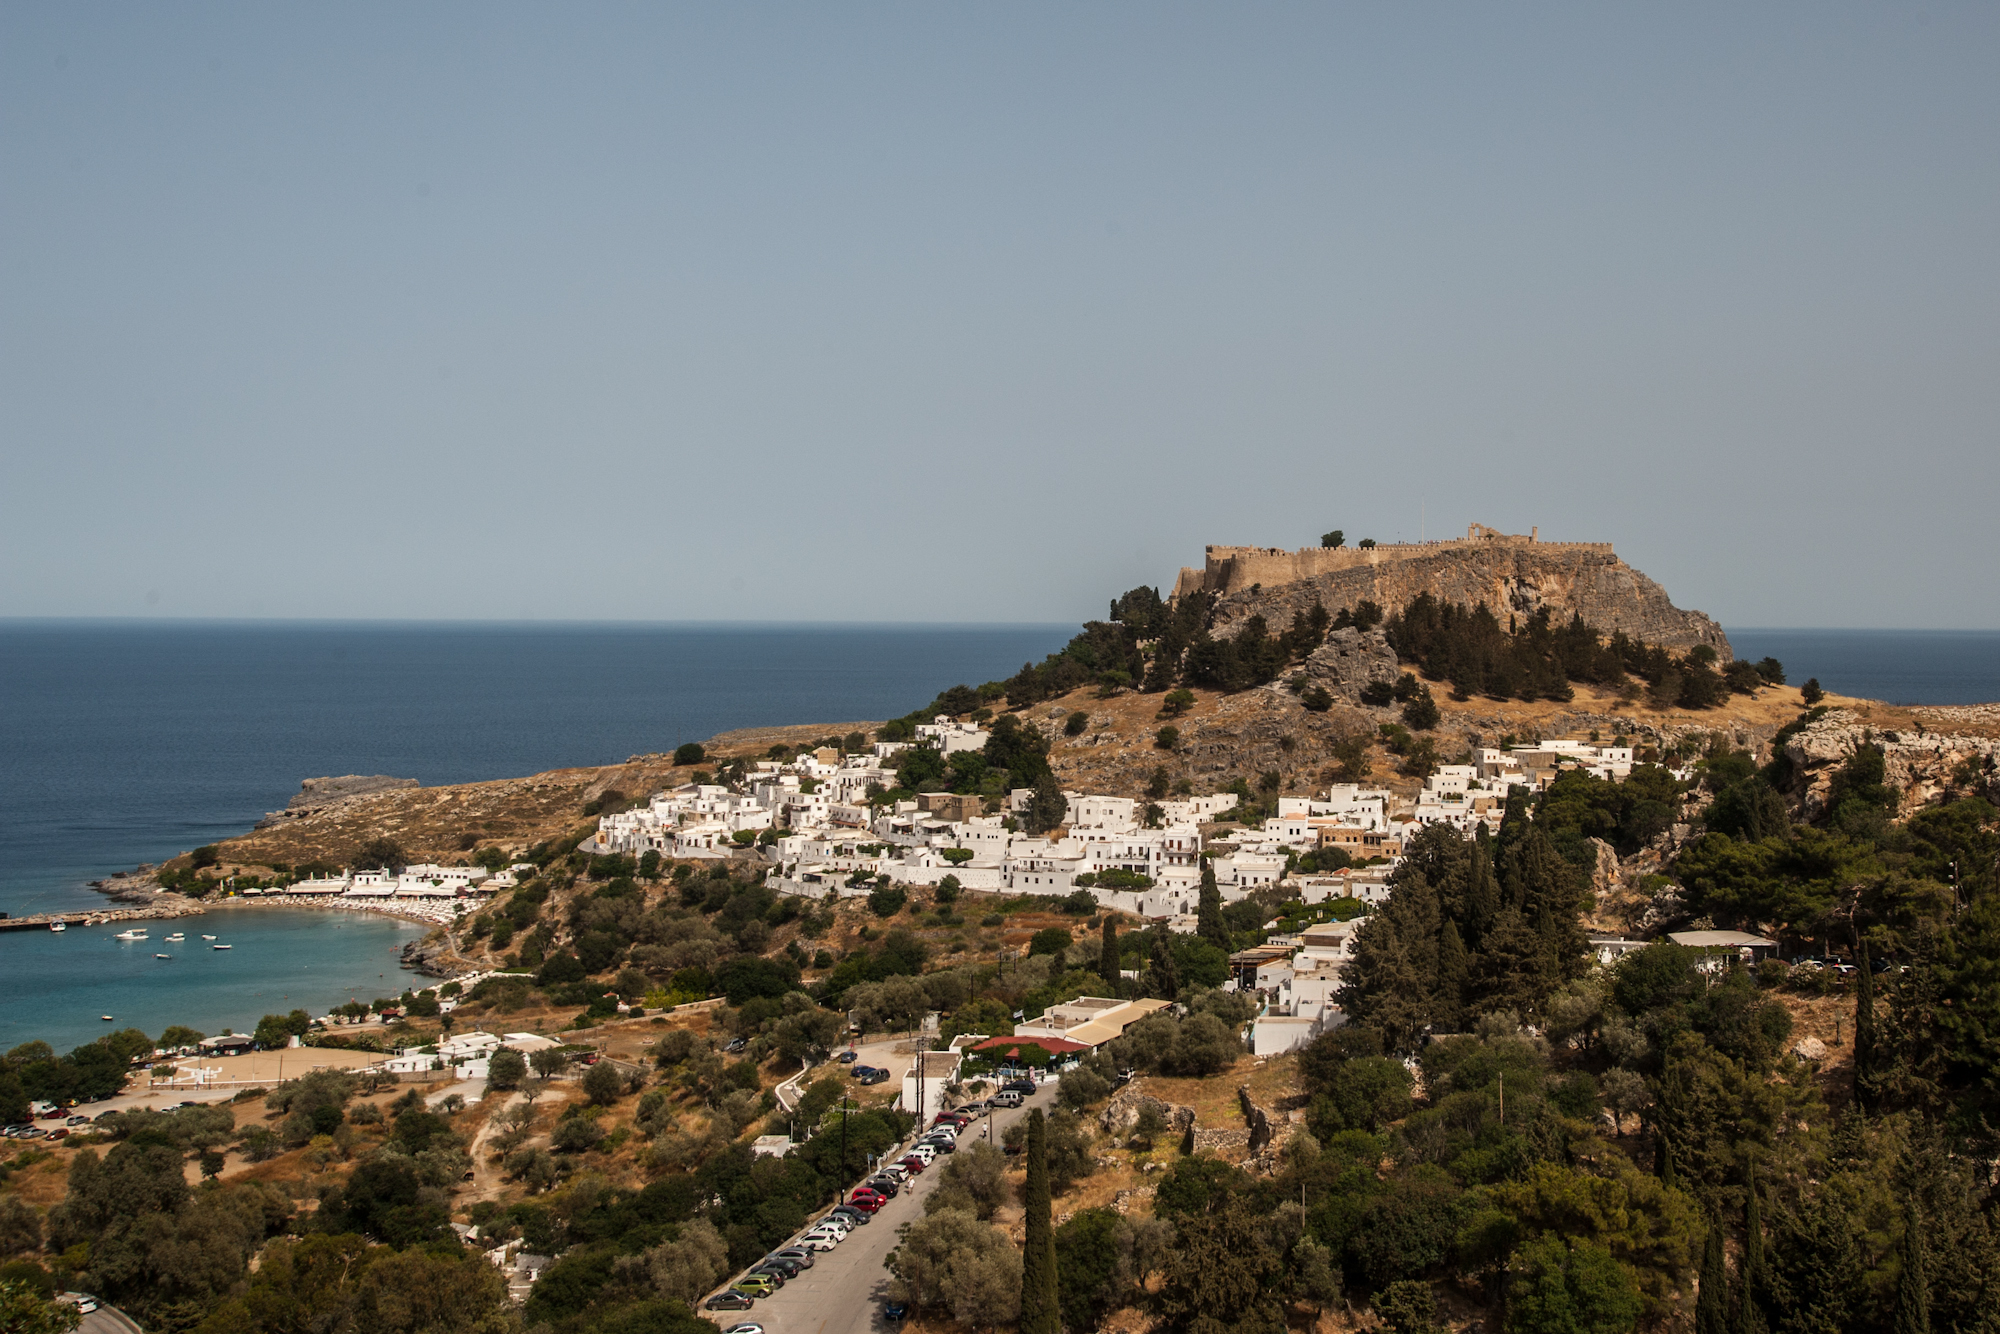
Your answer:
(1297, 627), (1400, 702)
(1782, 708), (2000, 818)
(1206, 544), (1732, 660)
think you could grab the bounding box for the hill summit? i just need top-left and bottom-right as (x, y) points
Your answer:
(1176, 523), (1731, 659)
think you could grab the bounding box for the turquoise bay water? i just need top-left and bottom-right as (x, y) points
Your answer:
(0, 907), (428, 1055)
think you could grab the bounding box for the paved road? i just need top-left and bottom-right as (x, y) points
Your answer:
(736, 1081), (1052, 1334)
(62, 1294), (142, 1334)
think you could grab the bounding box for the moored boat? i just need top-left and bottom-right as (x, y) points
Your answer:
(155, 953), (172, 959)
(49, 922), (66, 933)
(115, 928), (148, 941)
(212, 943), (232, 950)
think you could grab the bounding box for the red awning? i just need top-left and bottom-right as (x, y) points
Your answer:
(971, 1035), (1089, 1056)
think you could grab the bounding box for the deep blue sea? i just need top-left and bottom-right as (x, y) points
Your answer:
(1, 620), (1996, 1054)
(0, 621), (1072, 1052)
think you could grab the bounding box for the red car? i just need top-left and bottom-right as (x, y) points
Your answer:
(842, 1194), (882, 1213)
(896, 1156), (928, 1175)
(850, 1187), (886, 1205)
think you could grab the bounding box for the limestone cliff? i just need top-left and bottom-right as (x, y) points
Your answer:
(1178, 525), (1732, 660)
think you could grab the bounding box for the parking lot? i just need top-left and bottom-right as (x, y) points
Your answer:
(718, 1078), (1051, 1334)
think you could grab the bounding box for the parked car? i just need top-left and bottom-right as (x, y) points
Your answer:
(755, 1258), (801, 1279)
(835, 1050), (859, 1064)
(829, 1206), (872, 1225)
(768, 1248), (816, 1269)
(841, 1192), (882, 1211)
(884, 1302), (909, 1321)
(862, 1178), (900, 1198)
(1001, 1078), (1036, 1096)
(731, 1276), (776, 1298)
(706, 1292), (756, 1311)
(919, 1137), (956, 1154)
(740, 1268), (784, 1290)
(722, 1324), (765, 1334)
(797, 1232), (842, 1251)
(725, 1038), (749, 1054)
(895, 1156), (928, 1175)
(65, 1116), (89, 1126)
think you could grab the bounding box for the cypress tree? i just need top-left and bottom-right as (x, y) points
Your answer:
(1197, 859), (1230, 952)
(1854, 939), (1877, 1112)
(1736, 1159), (1764, 1334)
(1436, 919), (1468, 1030)
(1697, 1222), (1729, 1334)
(1147, 929), (1181, 1002)
(1020, 1108), (1060, 1334)
(1894, 1201), (1930, 1334)
(1099, 917), (1121, 995)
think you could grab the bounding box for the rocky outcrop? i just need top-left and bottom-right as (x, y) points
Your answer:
(1298, 627), (1400, 702)
(1782, 710), (2000, 818)
(1100, 1087), (1196, 1139)
(1200, 539), (1731, 659)
(291, 774), (420, 808)
(257, 774), (421, 830)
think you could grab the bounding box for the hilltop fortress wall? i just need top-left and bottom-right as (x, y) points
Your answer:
(1175, 524), (1732, 660)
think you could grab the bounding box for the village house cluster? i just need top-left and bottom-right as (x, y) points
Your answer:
(583, 722), (1656, 923)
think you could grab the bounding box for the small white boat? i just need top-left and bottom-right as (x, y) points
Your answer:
(115, 929), (149, 941)
(212, 943), (232, 950)
(165, 933), (185, 942)
(201, 934), (217, 941)
(155, 953), (172, 959)
(49, 922), (66, 933)
(100, 1015), (113, 1022)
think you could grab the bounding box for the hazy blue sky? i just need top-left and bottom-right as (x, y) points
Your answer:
(4, 5), (1995, 627)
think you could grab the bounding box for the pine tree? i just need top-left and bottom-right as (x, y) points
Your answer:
(1099, 917), (1121, 995)
(1020, 1108), (1061, 1334)
(1464, 828), (1500, 949)
(1197, 860), (1229, 952)
(1697, 1222), (1729, 1334)
(1895, 1200), (1930, 1334)
(1736, 1159), (1764, 1334)
(1335, 867), (1443, 1053)
(1854, 939), (1877, 1112)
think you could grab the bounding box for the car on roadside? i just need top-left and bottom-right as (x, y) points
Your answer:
(706, 1293), (756, 1311)
(835, 1051), (859, 1064)
(75, 1299), (99, 1315)
(1001, 1078), (1036, 1096)
(740, 1268), (784, 1290)
(862, 1178), (899, 1198)
(884, 1302), (908, 1321)
(841, 1191), (882, 1210)
(754, 1258), (801, 1280)
(65, 1115), (89, 1126)
(796, 1233), (842, 1251)
(730, 1276), (776, 1298)
(829, 1206), (872, 1226)
(768, 1248), (815, 1269)
(725, 1038), (749, 1054)
(722, 1324), (764, 1334)
(989, 1090), (1023, 1110)
(895, 1156), (927, 1175)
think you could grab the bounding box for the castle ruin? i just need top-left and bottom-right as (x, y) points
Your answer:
(1175, 524), (1732, 660)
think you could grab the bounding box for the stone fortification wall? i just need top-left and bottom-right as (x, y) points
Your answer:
(1178, 526), (1731, 660)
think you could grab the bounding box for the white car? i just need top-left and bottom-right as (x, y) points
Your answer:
(879, 1164), (911, 1183)
(796, 1233), (841, 1251)
(906, 1144), (936, 1163)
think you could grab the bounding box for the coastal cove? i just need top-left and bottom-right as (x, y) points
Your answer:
(3, 620), (1996, 1055)
(0, 906), (428, 1055)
